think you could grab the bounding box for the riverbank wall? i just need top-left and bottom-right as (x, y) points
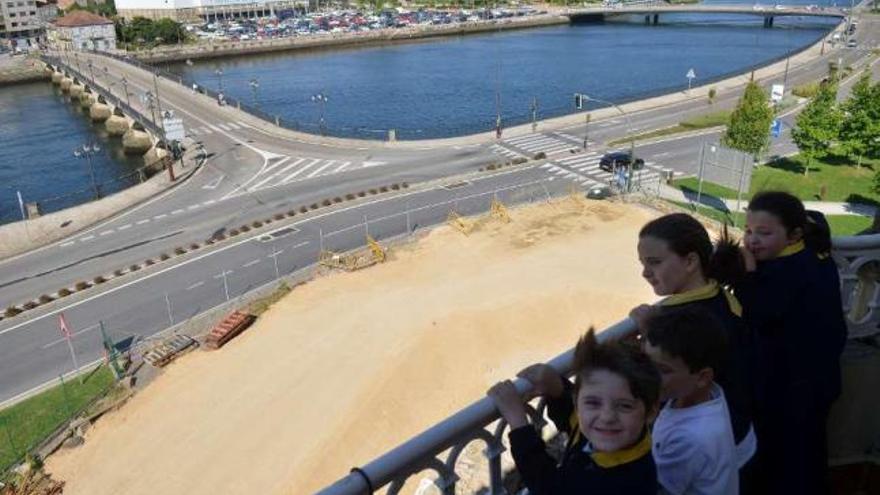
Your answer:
(133, 15), (570, 64)
(0, 56), (49, 86)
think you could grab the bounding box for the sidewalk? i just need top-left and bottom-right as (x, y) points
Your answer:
(657, 183), (878, 217)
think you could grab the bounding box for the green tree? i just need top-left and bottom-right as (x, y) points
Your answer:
(840, 70), (880, 168)
(791, 80), (842, 176)
(722, 81), (774, 161)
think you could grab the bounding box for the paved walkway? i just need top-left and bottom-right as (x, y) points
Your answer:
(657, 183), (878, 217)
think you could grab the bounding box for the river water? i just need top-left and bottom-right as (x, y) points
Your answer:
(0, 6), (839, 222)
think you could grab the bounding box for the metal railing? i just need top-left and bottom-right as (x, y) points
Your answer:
(40, 54), (165, 139)
(317, 232), (880, 494)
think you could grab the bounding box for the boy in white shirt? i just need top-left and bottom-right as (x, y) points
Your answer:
(643, 306), (739, 495)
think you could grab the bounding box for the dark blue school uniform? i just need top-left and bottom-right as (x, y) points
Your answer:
(734, 240), (847, 495)
(509, 417), (657, 495)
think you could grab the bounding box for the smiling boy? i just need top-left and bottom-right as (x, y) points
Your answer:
(643, 307), (739, 495)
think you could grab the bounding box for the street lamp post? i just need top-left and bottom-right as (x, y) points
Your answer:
(530, 97), (538, 132)
(215, 68), (224, 92)
(121, 76), (130, 106)
(311, 92), (329, 135)
(143, 91), (158, 126)
(73, 143), (102, 200)
(574, 93), (636, 191)
(249, 78), (260, 108)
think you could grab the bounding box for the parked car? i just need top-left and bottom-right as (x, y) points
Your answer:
(847, 39), (857, 48)
(599, 151), (645, 172)
(585, 184), (612, 200)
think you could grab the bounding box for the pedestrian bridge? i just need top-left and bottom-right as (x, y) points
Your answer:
(566, 3), (847, 27)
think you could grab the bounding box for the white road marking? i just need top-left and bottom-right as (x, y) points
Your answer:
(154, 214), (167, 220)
(41, 323), (100, 349)
(136, 219), (150, 225)
(281, 158), (322, 183)
(213, 271), (234, 279)
(60, 241), (74, 247)
(81, 235), (95, 241)
(362, 160), (388, 167)
(226, 122), (241, 130)
(332, 161), (351, 173)
(217, 123), (231, 131)
(242, 259), (261, 268)
(202, 174), (225, 190)
(200, 126), (213, 134)
(250, 157), (300, 190)
(99, 231), (113, 236)
(171, 209), (184, 215)
(117, 224), (131, 231)
(203, 200), (216, 205)
(306, 160), (336, 178)
(186, 281), (205, 290)
(188, 205), (200, 210)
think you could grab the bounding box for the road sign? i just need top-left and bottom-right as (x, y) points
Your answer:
(771, 119), (783, 138)
(771, 84), (785, 102)
(163, 116), (185, 141)
(686, 68), (696, 91)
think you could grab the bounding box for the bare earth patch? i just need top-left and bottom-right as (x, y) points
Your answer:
(45, 199), (660, 494)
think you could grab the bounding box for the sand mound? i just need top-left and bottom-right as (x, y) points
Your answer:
(45, 199), (659, 494)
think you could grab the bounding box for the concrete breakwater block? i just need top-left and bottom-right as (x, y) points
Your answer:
(51, 72), (63, 84)
(90, 103), (111, 122)
(122, 129), (152, 155)
(104, 115), (129, 136)
(79, 93), (93, 109)
(68, 83), (83, 97)
(143, 146), (169, 166)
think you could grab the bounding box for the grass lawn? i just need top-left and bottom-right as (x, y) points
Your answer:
(0, 366), (115, 472)
(673, 152), (880, 205)
(668, 201), (872, 236)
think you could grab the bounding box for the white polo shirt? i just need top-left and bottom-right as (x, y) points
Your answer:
(652, 383), (738, 495)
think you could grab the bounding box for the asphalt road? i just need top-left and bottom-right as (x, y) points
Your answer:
(0, 10), (877, 403)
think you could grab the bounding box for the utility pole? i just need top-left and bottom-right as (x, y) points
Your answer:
(530, 97), (538, 132)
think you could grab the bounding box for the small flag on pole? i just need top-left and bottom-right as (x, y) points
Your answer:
(58, 312), (80, 377)
(58, 313), (73, 339)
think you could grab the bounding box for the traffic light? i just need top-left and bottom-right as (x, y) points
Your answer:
(574, 93), (583, 110)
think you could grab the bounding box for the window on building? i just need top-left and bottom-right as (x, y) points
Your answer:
(9, 12), (14, 16)
(11, 21), (17, 26)
(6, 2), (13, 7)
(29, 10), (34, 14)
(17, 2), (23, 6)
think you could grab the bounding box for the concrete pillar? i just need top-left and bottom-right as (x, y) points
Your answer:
(653, 14), (659, 25)
(122, 128), (153, 155)
(90, 103), (112, 122)
(105, 114), (130, 135)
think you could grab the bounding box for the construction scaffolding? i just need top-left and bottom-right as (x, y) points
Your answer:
(319, 235), (387, 272)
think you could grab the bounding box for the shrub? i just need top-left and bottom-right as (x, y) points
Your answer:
(402, 182), (409, 188)
(369, 188), (378, 195)
(74, 281), (90, 291)
(229, 229), (240, 236)
(479, 167), (484, 172)
(486, 163), (497, 170)
(391, 183), (400, 190)
(310, 203), (319, 210)
(274, 213), (285, 220)
(58, 288), (72, 297)
(240, 225), (251, 232)
(129, 264), (141, 272)
(357, 191), (366, 197)
(333, 197), (342, 203)
(345, 193), (356, 200)
(39, 294), (54, 303)
(264, 218), (273, 224)
(708, 87), (717, 105)
(287, 210), (297, 217)
(792, 81), (820, 98)
(5, 306), (21, 317)
(379, 186), (388, 193)
(252, 221), (263, 228)
(513, 157), (528, 165)
(533, 152), (547, 160)
(160, 253), (171, 260)
(145, 258), (156, 265)
(322, 199), (332, 206)
(23, 301), (38, 310)
(300, 206), (309, 213)
(114, 268), (125, 276)
(93, 276), (107, 284)
(190, 243), (200, 250)
(174, 247), (187, 255)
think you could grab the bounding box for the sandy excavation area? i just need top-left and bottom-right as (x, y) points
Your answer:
(45, 199), (661, 494)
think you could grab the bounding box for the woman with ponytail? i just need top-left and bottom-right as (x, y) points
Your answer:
(736, 191), (847, 495)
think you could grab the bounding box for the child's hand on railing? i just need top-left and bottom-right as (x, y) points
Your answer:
(487, 380), (529, 429)
(516, 364), (565, 400)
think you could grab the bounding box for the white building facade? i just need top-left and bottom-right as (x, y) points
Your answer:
(1, 0), (41, 48)
(48, 10), (115, 51)
(114, 0), (299, 21)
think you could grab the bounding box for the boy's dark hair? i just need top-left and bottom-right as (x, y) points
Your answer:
(639, 213), (744, 286)
(748, 191), (832, 255)
(573, 328), (661, 409)
(644, 306), (728, 374)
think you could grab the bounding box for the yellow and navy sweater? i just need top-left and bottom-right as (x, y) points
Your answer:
(509, 423), (657, 495)
(733, 241), (847, 404)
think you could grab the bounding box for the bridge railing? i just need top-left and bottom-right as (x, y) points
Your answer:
(317, 233), (880, 494)
(40, 54), (166, 139)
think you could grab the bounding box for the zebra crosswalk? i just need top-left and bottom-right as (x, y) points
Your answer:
(502, 133), (577, 156)
(553, 153), (670, 189)
(187, 120), (254, 136)
(489, 144), (527, 160)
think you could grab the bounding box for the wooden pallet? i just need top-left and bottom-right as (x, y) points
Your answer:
(204, 311), (256, 350)
(143, 334), (198, 367)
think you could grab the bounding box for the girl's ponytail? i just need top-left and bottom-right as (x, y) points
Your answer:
(708, 224), (747, 286)
(805, 210), (833, 256)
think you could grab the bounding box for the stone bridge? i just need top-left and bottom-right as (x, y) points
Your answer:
(566, 3), (847, 27)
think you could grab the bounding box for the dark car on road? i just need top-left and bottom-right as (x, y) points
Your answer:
(599, 151), (645, 172)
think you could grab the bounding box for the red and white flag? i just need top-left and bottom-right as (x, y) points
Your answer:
(58, 313), (73, 340)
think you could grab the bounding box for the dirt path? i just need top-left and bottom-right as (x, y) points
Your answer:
(45, 199), (660, 494)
